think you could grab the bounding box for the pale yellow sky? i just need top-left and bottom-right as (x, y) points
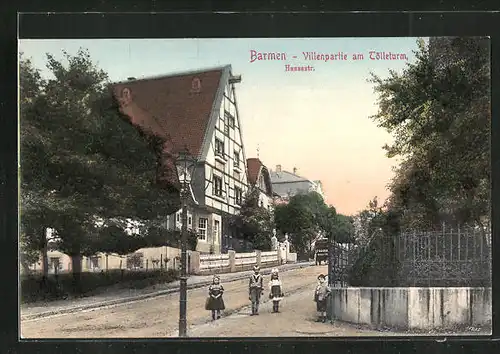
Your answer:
(240, 86), (397, 215)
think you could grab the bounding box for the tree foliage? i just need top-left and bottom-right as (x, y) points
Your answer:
(274, 191), (352, 256)
(230, 188), (274, 251)
(20, 48), (182, 280)
(370, 37), (490, 230)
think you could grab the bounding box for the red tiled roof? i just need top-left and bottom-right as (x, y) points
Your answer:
(112, 68), (224, 157)
(246, 158), (262, 185)
(111, 67), (226, 189)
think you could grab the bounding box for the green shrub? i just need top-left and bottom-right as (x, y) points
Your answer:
(20, 269), (179, 303)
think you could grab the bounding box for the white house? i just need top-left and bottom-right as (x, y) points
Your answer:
(270, 165), (326, 203)
(112, 65), (250, 254)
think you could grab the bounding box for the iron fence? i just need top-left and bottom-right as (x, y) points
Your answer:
(397, 226), (491, 287)
(328, 225), (491, 287)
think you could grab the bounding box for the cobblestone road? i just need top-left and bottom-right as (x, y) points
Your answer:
(22, 265), (342, 338)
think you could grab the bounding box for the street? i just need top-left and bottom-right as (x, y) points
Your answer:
(21, 265), (380, 338)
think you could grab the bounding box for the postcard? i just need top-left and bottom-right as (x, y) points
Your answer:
(19, 37), (491, 338)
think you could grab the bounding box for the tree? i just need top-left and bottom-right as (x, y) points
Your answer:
(20, 48), (181, 289)
(370, 37), (490, 231)
(230, 188), (274, 251)
(274, 191), (336, 257)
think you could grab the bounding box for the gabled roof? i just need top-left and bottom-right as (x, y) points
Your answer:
(246, 158), (262, 185)
(111, 65), (231, 159)
(246, 158), (273, 196)
(270, 170), (309, 184)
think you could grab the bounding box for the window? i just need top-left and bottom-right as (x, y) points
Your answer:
(215, 138), (225, 158)
(188, 216), (192, 226)
(176, 213), (180, 222)
(235, 187), (243, 205)
(234, 151), (240, 168)
(225, 110), (235, 128)
(213, 175), (223, 197)
(198, 218), (208, 240)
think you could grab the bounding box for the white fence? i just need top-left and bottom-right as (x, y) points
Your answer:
(199, 253), (230, 271)
(234, 251), (257, 268)
(261, 251), (279, 264)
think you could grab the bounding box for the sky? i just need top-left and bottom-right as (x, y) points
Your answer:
(19, 37), (425, 215)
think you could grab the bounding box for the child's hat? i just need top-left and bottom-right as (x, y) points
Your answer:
(317, 274), (326, 280)
(253, 265), (260, 271)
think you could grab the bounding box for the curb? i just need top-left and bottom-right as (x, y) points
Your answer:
(21, 262), (313, 321)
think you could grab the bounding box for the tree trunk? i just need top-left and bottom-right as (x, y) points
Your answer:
(71, 254), (83, 293)
(41, 227), (49, 279)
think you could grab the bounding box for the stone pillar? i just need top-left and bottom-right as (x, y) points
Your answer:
(228, 250), (236, 272)
(189, 251), (200, 274)
(256, 250), (262, 267)
(277, 248), (282, 265)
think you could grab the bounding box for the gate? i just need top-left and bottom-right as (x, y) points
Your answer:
(328, 241), (357, 287)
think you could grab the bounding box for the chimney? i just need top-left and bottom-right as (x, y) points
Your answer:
(293, 167), (297, 174)
(127, 77), (136, 81)
(276, 165), (282, 172)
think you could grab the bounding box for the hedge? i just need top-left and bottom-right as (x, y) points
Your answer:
(21, 268), (179, 303)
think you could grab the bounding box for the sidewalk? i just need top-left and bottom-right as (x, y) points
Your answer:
(21, 261), (313, 321)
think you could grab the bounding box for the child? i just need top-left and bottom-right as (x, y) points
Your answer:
(314, 274), (331, 323)
(205, 275), (225, 320)
(248, 265), (264, 315)
(268, 268), (284, 313)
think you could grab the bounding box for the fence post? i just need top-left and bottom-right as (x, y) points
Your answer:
(146, 259), (149, 271)
(228, 250), (236, 273)
(189, 251), (200, 274)
(256, 250), (262, 268)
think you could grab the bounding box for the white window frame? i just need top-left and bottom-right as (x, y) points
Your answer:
(198, 218), (208, 241)
(235, 186), (243, 205)
(234, 150), (240, 168)
(213, 175), (223, 197)
(215, 138), (225, 158)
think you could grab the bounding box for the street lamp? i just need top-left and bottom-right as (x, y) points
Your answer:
(174, 146), (197, 337)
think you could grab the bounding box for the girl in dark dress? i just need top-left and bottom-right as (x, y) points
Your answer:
(205, 275), (225, 320)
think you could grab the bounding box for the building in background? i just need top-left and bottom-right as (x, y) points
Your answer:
(246, 158), (274, 209)
(270, 165), (325, 204)
(112, 65), (249, 254)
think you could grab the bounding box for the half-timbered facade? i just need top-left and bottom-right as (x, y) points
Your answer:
(112, 65), (249, 254)
(246, 158), (274, 209)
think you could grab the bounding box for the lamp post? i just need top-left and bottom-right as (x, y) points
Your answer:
(174, 146), (197, 337)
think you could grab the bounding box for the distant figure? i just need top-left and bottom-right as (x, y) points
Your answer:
(314, 274), (331, 323)
(268, 268), (284, 313)
(248, 265), (264, 315)
(205, 275), (225, 320)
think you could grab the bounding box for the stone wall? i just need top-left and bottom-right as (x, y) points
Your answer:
(329, 287), (492, 331)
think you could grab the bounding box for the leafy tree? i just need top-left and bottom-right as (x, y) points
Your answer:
(274, 191), (337, 257)
(370, 37), (490, 232)
(20, 48), (181, 289)
(230, 188), (274, 251)
(332, 214), (355, 243)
